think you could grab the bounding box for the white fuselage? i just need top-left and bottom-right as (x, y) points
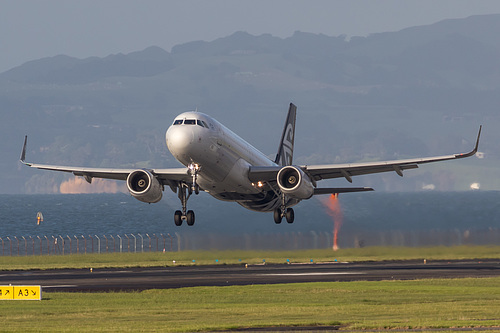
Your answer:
(165, 112), (281, 211)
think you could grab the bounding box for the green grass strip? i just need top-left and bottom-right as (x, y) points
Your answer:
(0, 277), (499, 332)
(0, 245), (498, 270)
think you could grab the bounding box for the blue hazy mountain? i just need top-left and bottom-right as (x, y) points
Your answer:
(1, 14), (499, 194)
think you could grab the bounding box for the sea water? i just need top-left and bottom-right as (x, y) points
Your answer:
(0, 192), (498, 249)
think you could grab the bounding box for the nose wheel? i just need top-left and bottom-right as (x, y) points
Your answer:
(174, 163), (200, 226)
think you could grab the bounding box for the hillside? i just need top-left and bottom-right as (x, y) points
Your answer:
(1, 14), (498, 194)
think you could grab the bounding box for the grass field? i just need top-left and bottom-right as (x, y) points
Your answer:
(0, 245), (499, 270)
(0, 278), (499, 332)
(1, 246), (498, 332)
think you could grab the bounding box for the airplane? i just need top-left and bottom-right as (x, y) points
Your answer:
(20, 103), (482, 226)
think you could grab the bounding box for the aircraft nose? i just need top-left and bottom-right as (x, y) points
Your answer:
(166, 126), (194, 154)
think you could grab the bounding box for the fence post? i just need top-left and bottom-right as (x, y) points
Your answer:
(138, 234), (144, 252)
(103, 235), (108, 253)
(30, 236), (34, 256)
(0, 237), (3, 256)
(7, 237), (11, 256)
(110, 235), (115, 253)
(59, 236), (65, 255)
(22, 236), (27, 256)
(43, 235), (50, 256)
(67, 235), (72, 255)
(160, 234), (166, 252)
(14, 237), (19, 256)
(146, 234), (151, 252)
(117, 235), (122, 253)
(125, 234), (130, 252)
(37, 236), (42, 256)
(95, 235), (100, 254)
(75, 235), (79, 254)
(175, 232), (181, 252)
(82, 235), (86, 254)
(131, 234), (136, 253)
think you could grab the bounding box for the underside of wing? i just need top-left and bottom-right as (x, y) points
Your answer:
(22, 161), (190, 185)
(249, 126), (481, 185)
(20, 136), (190, 186)
(306, 125), (481, 183)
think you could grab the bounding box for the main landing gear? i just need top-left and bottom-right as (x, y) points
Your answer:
(174, 164), (200, 226)
(273, 194), (295, 224)
(273, 207), (294, 224)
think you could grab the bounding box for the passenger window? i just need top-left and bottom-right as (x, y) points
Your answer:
(173, 119), (183, 125)
(184, 119), (196, 125)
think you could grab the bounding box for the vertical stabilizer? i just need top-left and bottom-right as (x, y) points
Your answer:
(275, 103), (297, 166)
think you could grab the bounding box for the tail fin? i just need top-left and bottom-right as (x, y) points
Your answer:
(274, 103), (297, 166)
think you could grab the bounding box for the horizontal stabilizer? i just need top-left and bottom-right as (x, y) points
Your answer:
(313, 187), (374, 195)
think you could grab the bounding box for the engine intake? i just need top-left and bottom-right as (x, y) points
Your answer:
(277, 166), (314, 199)
(127, 169), (163, 203)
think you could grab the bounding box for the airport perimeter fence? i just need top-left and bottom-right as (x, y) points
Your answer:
(0, 228), (499, 256)
(0, 233), (179, 257)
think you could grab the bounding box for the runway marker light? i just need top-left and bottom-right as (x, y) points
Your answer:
(192, 260), (196, 263)
(310, 259), (314, 263)
(215, 259), (219, 263)
(90, 268), (93, 273)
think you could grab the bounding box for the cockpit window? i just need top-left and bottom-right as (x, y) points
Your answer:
(196, 120), (207, 128)
(173, 119), (183, 125)
(184, 119), (196, 125)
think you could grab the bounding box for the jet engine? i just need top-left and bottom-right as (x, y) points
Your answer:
(127, 169), (163, 203)
(277, 166), (314, 199)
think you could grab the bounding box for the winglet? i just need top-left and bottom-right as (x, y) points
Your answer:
(20, 135), (28, 164)
(455, 125), (482, 158)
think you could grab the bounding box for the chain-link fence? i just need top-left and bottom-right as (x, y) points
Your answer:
(1, 228), (498, 256)
(0, 233), (177, 256)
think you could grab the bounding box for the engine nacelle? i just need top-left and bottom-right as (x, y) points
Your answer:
(277, 166), (314, 199)
(127, 169), (163, 203)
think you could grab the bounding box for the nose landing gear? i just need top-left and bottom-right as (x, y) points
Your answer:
(174, 163), (200, 226)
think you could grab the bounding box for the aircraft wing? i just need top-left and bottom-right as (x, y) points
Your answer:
(249, 125), (481, 185)
(20, 136), (191, 188)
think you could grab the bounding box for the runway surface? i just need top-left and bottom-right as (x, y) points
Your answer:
(0, 260), (498, 292)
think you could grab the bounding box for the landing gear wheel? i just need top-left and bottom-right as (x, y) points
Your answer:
(273, 208), (282, 224)
(285, 208), (294, 224)
(174, 210), (183, 226)
(186, 210), (195, 226)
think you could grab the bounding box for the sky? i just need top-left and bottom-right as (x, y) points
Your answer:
(2, 0), (500, 73)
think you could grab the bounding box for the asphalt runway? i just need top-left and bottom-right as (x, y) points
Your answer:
(0, 260), (498, 292)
